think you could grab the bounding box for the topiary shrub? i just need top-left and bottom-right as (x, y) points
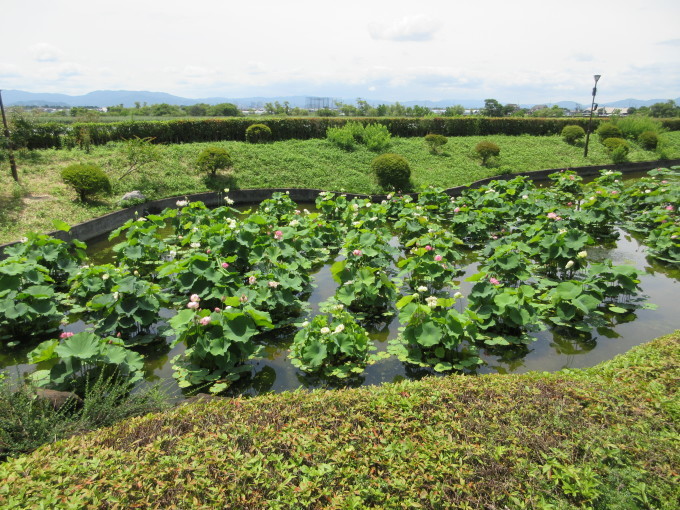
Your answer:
(475, 140), (501, 166)
(602, 138), (630, 164)
(61, 163), (111, 202)
(597, 123), (622, 142)
(371, 153), (411, 192)
(602, 137), (629, 153)
(561, 125), (586, 145)
(245, 124), (272, 143)
(638, 131), (659, 150)
(196, 146), (233, 176)
(424, 133), (448, 154)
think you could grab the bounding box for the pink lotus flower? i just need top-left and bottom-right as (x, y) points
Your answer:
(199, 316), (211, 326)
(274, 230), (283, 240)
(206, 249), (211, 254)
(268, 281), (280, 288)
(221, 262), (229, 268)
(547, 212), (558, 220)
(59, 332), (74, 339)
(569, 175), (575, 180)
(424, 245), (433, 251)
(352, 249), (362, 256)
(489, 277), (500, 285)
(190, 294), (200, 302)
(214, 307), (221, 312)
(567, 202), (573, 206)
(434, 254), (443, 262)
(187, 301), (199, 310)
(611, 190), (618, 195)
(248, 276), (257, 285)
(666, 205), (674, 211)
(453, 207), (460, 213)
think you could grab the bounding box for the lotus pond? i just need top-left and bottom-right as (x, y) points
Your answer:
(1, 168), (678, 398)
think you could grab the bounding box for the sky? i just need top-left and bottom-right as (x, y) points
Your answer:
(1, 0), (679, 105)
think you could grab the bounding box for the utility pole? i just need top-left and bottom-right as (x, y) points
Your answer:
(0, 90), (19, 183)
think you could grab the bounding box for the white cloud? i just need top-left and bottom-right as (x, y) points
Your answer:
(29, 43), (64, 62)
(368, 15), (440, 42)
(41, 62), (84, 79)
(0, 63), (20, 77)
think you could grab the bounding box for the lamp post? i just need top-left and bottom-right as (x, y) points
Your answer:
(583, 74), (601, 158)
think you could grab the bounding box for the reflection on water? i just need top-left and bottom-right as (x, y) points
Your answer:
(2, 211), (679, 400)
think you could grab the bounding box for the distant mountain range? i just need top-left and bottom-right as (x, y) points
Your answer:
(2, 89), (678, 110)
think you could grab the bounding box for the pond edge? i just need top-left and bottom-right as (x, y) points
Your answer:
(2, 158), (679, 254)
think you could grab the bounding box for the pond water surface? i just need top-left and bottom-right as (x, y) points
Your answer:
(2, 199), (678, 401)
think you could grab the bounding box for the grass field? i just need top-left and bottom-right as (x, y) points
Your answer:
(1, 132), (679, 245)
(1, 331), (677, 508)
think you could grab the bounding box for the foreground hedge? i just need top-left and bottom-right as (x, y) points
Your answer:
(1, 332), (677, 509)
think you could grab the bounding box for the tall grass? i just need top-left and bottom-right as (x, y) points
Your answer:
(611, 116), (664, 139)
(0, 372), (170, 460)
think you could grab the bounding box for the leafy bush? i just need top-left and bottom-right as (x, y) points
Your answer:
(561, 125), (586, 145)
(61, 163), (112, 201)
(196, 146), (233, 176)
(602, 137), (630, 155)
(326, 125), (357, 150)
(363, 123), (391, 152)
(475, 140), (501, 165)
(613, 116), (662, 139)
(597, 123), (623, 142)
(371, 153), (411, 192)
(638, 130), (659, 150)
(424, 133), (448, 153)
(245, 123), (272, 143)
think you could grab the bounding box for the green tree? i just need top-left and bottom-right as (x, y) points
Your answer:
(209, 103), (240, 116)
(151, 103), (181, 116)
(482, 99), (504, 117)
(186, 103), (209, 116)
(443, 105), (465, 116)
(649, 100), (680, 118)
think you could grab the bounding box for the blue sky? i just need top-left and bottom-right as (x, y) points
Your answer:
(1, 0), (678, 104)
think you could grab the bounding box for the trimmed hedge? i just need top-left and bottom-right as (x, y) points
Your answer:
(20, 117), (680, 150)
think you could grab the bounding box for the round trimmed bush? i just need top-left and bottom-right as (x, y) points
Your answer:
(475, 140), (501, 165)
(196, 146), (232, 176)
(602, 137), (630, 154)
(61, 163), (111, 202)
(245, 124), (272, 143)
(597, 123), (622, 142)
(424, 133), (448, 153)
(371, 153), (411, 192)
(561, 125), (586, 145)
(638, 131), (659, 150)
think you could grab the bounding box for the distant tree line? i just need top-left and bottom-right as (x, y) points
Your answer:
(12, 98), (680, 120)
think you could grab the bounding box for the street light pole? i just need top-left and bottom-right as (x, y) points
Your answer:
(583, 74), (601, 158)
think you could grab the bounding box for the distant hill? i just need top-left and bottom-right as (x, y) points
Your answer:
(2, 89), (678, 110)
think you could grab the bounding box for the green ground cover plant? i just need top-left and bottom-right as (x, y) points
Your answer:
(0, 331), (677, 508)
(3, 132), (679, 245)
